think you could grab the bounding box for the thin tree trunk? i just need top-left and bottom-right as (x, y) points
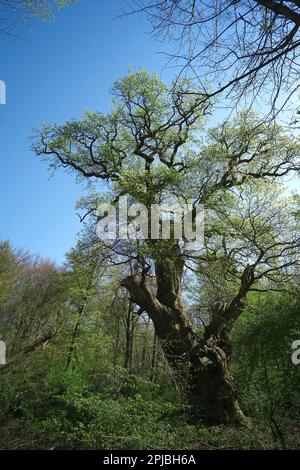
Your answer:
(65, 313), (81, 370)
(124, 302), (133, 370)
(113, 316), (121, 369)
(141, 318), (150, 372)
(150, 330), (157, 382)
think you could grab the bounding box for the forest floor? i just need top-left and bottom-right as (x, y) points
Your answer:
(1, 391), (299, 450)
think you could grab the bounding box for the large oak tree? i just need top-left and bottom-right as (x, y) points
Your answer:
(33, 71), (300, 423)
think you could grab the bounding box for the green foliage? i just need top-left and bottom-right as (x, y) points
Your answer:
(18, 1), (73, 19)
(0, 0), (74, 38)
(231, 291), (300, 448)
(1, 277), (300, 450)
(3, 69), (300, 447)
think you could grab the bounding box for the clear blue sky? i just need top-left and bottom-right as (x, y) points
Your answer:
(0, 0), (170, 264)
(1, 1), (298, 265)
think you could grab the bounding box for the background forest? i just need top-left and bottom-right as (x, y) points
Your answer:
(0, 232), (299, 450)
(0, 0), (300, 451)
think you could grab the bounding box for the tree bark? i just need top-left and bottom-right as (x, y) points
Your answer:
(124, 302), (134, 370)
(150, 331), (157, 382)
(121, 246), (251, 424)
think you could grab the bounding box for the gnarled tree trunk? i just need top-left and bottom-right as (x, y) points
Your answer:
(121, 245), (254, 424)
